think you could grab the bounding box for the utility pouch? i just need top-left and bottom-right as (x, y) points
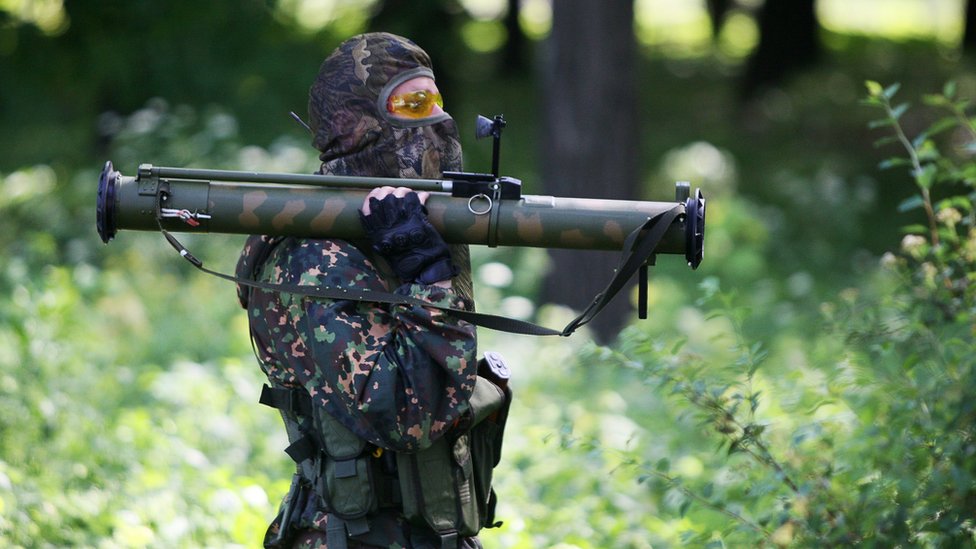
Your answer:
(397, 365), (510, 539)
(315, 406), (378, 519)
(397, 434), (476, 539)
(469, 352), (512, 528)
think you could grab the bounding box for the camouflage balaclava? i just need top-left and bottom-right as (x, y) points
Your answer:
(308, 32), (473, 301)
(308, 32), (462, 179)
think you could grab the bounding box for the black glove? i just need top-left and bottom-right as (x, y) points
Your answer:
(359, 192), (458, 285)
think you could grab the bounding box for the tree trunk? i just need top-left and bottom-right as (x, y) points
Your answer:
(964, 0), (976, 53)
(502, 0), (528, 74)
(540, 0), (638, 343)
(740, 0), (820, 100)
(367, 0), (463, 99)
(706, 0), (733, 40)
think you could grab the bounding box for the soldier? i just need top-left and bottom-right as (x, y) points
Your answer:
(236, 33), (505, 549)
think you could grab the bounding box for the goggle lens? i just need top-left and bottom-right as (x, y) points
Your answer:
(386, 90), (444, 119)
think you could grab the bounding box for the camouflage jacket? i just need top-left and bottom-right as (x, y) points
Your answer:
(238, 233), (477, 452)
(236, 234), (478, 452)
(237, 31), (483, 548)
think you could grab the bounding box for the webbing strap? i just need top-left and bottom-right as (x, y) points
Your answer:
(438, 529), (459, 549)
(560, 205), (680, 335)
(325, 513), (370, 548)
(159, 205), (681, 338)
(284, 435), (317, 463)
(326, 516), (349, 549)
(260, 385), (318, 463)
(259, 384), (312, 416)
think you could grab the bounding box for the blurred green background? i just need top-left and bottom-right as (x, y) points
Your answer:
(2, 1), (975, 547)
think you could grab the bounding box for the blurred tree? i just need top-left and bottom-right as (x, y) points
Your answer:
(706, 0), (733, 41)
(539, 0), (638, 343)
(965, 0), (976, 53)
(501, 0), (528, 74)
(740, 0), (821, 100)
(367, 0), (466, 100)
(59, 0), (298, 111)
(0, 0), (328, 166)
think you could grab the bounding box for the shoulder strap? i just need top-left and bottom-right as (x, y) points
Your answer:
(159, 205), (680, 338)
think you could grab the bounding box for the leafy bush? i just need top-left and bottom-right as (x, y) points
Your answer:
(0, 104), (297, 548)
(548, 83), (976, 548)
(4, 80), (975, 549)
(484, 83), (975, 548)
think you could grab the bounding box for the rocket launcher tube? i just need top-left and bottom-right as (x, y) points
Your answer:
(98, 161), (704, 267)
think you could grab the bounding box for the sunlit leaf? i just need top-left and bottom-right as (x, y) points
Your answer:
(865, 80), (884, 97)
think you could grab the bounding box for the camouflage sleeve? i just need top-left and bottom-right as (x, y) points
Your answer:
(255, 237), (478, 452)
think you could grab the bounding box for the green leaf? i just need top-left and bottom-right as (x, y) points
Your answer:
(939, 196), (973, 212)
(928, 117), (959, 138)
(890, 102), (909, 120)
(656, 458), (670, 473)
(916, 140), (940, 162)
(915, 164), (938, 189)
(868, 118), (895, 129)
(860, 96), (884, 108)
(873, 136), (901, 149)
(923, 93), (949, 107)
(883, 82), (902, 100)
(911, 131), (930, 149)
(865, 80), (884, 97)
(879, 157), (911, 170)
(897, 195), (925, 213)
(670, 338), (687, 355)
(901, 223), (929, 234)
(728, 439), (742, 455)
(944, 80), (957, 99)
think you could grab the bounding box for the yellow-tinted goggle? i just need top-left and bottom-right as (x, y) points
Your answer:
(386, 90), (444, 119)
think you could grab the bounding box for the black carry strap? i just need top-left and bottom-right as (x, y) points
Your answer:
(260, 384), (313, 416)
(159, 205), (681, 337)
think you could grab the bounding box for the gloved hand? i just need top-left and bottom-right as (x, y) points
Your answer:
(359, 190), (458, 285)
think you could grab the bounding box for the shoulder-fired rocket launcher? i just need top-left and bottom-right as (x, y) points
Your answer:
(96, 163), (704, 265)
(95, 116), (705, 335)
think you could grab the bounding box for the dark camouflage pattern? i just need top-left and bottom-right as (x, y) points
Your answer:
(103, 168), (693, 255)
(308, 32), (463, 181)
(308, 31), (473, 301)
(239, 236), (478, 450)
(239, 237), (481, 549)
(237, 33), (481, 548)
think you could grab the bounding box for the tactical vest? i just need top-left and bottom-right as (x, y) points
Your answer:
(238, 236), (508, 548)
(259, 352), (511, 549)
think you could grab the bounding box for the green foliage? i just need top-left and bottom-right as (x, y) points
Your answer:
(538, 83), (976, 548)
(482, 82), (976, 548)
(864, 79), (976, 321)
(3, 6), (976, 546)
